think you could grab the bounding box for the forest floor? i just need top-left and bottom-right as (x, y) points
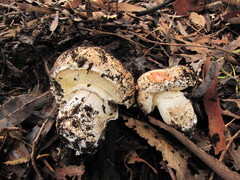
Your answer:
(0, 0), (240, 179)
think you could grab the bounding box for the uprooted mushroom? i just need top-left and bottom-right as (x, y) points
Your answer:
(50, 46), (135, 154)
(137, 65), (197, 131)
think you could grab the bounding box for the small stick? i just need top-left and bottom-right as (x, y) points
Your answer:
(133, 0), (175, 16)
(31, 119), (49, 180)
(149, 116), (240, 180)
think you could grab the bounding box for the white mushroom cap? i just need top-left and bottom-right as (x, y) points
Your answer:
(50, 46), (135, 154)
(51, 46), (135, 108)
(137, 65), (197, 131)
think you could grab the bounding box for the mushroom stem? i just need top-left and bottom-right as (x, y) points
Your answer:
(153, 91), (197, 131)
(57, 89), (118, 154)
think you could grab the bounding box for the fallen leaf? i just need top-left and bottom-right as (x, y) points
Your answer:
(63, 0), (82, 9)
(50, 11), (59, 35)
(193, 36), (230, 45)
(108, 2), (146, 12)
(222, 0), (240, 6)
(43, 0), (53, 5)
(212, 36), (240, 58)
(230, 145), (240, 171)
(0, 91), (53, 130)
(189, 12), (206, 27)
(224, 54), (240, 65)
(123, 116), (194, 180)
(4, 157), (30, 165)
(149, 117), (240, 180)
(223, 11), (240, 24)
(78, 12), (117, 19)
(173, 0), (204, 16)
(17, 3), (54, 14)
(0, 14), (54, 41)
(54, 165), (85, 180)
(203, 58), (226, 155)
(126, 150), (158, 174)
(4, 141), (30, 177)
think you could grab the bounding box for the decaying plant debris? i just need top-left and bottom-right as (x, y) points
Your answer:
(0, 0), (240, 179)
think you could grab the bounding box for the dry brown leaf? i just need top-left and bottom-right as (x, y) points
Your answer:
(43, 0), (53, 5)
(4, 141), (30, 177)
(50, 12), (59, 35)
(126, 150), (158, 174)
(108, 2), (146, 12)
(78, 11), (117, 19)
(193, 36), (230, 45)
(225, 36), (240, 51)
(223, 11), (240, 24)
(176, 21), (188, 36)
(173, 0), (204, 16)
(203, 59), (226, 155)
(174, 36), (208, 54)
(224, 54), (240, 65)
(4, 157), (30, 165)
(0, 14), (54, 41)
(230, 145), (240, 171)
(189, 12), (206, 27)
(54, 165), (85, 180)
(222, 0), (240, 6)
(149, 117), (240, 180)
(0, 91), (53, 130)
(17, 3), (54, 14)
(212, 36), (240, 58)
(63, 0), (82, 9)
(175, 36), (238, 58)
(123, 116), (193, 180)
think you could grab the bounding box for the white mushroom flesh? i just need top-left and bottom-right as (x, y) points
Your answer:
(50, 46), (135, 154)
(153, 91), (197, 131)
(57, 89), (118, 154)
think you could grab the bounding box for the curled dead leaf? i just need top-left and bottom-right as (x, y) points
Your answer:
(125, 150), (158, 174)
(50, 12), (59, 35)
(4, 157), (30, 165)
(173, 0), (204, 16)
(189, 12), (206, 27)
(54, 165), (85, 180)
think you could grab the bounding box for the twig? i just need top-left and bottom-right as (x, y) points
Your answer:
(120, 30), (237, 54)
(80, 27), (234, 54)
(31, 119), (49, 180)
(149, 116), (240, 180)
(219, 129), (240, 162)
(0, 3), (18, 10)
(78, 27), (147, 48)
(133, 0), (175, 16)
(209, 129), (240, 180)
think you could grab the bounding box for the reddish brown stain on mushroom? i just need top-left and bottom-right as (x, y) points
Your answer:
(147, 71), (173, 82)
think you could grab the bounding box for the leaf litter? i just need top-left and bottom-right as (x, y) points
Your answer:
(0, 0), (240, 179)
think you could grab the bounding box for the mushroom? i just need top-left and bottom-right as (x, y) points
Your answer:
(137, 65), (197, 131)
(50, 46), (135, 154)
